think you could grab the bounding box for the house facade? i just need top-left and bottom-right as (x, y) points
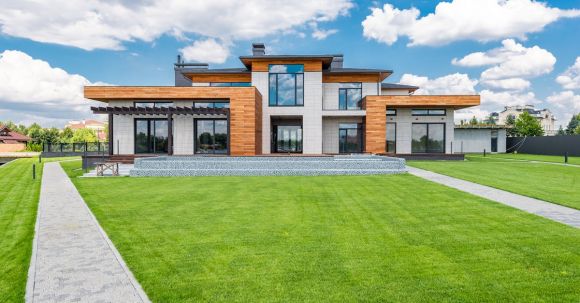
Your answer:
(492, 105), (556, 136)
(84, 43), (480, 156)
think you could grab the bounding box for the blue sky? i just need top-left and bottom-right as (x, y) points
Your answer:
(0, 0), (579, 127)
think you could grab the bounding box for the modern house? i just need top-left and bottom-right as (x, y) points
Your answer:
(454, 125), (507, 153)
(491, 105), (556, 136)
(84, 43), (480, 157)
(0, 125), (30, 152)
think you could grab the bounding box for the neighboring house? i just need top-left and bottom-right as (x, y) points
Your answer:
(84, 43), (480, 156)
(0, 125), (31, 152)
(492, 105), (556, 136)
(66, 119), (107, 141)
(454, 125), (507, 153)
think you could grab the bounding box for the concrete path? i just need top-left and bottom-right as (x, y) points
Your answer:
(407, 166), (580, 228)
(26, 162), (150, 303)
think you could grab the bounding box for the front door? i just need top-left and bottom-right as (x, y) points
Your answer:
(135, 119), (168, 154)
(272, 125), (303, 153)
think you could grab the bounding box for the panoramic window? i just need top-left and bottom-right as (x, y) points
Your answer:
(134, 102), (173, 108)
(268, 64), (304, 106)
(195, 119), (228, 154)
(193, 101), (230, 109)
(411, 109), (446, 116)
(209, 82), (251, 87)
(338, 83), (363, 110)
(411, 123), (445, 153)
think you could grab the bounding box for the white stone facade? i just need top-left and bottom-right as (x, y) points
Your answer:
(454, 128), (507, 153)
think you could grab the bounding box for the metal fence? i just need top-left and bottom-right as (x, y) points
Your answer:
(43, 142), (109, 153)
(507, 135), (580, 156)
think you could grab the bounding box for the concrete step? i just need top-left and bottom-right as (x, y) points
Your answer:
(134, 160), (405, 170)
(130, 168), (407, 177)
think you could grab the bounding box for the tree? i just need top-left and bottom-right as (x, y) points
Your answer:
(566, 114), (580, 135)
(60, 127), (74, 143)
(575, 125), (580, 135)
(469, 116), (479, 125)
(71, 128), (98, 142)
(26, 123), (43, 144)
(505, 114), (518, 137)
(557, 126), (566, 135)
(515, 111), (544, 136)
(41, 127), (60, 143)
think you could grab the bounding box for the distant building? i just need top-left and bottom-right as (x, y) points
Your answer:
(0, 125), (31, 152)
(491, 105), (556, 136)
(66, 119), (107, 141)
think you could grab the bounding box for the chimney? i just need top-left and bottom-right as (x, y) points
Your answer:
(331, 54), (343, 69)
(252, 43), (265, 56)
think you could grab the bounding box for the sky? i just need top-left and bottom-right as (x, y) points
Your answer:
(0, 0), (579, 128)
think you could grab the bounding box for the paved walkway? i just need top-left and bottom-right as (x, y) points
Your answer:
(26, 162), (150, 303)
(407, 167), (580, 228)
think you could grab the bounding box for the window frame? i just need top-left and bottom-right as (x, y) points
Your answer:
(209, 82), (251, 87)
(411, 123), (446, 154)
(386, 109), (397, 116)
(134, 101), (173, 108)
(268, 64), (304, 107)
(193, 118), (229, 155)
(338, 83), (363, 110)
(192, 100), (230, 109)
(411, 109), (447, 116)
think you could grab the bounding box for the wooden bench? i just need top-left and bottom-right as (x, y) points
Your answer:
(95, 162), (120, 176)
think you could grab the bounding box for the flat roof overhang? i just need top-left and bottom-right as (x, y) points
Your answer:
(364, 95), (480, 109)
(84, 86), (260, 102)
(91, 106), (229, 115)
(239, 55), (335, 69)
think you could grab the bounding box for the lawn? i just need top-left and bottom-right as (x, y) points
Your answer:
(62, 160), (580, 302)
(0, 158), (42, 302)
(409, 155), (580, 210)
(470, 153), (580, 165)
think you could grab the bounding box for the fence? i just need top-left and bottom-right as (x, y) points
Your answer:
(507, 135), (580, 156)
(41, 142), (109, 157)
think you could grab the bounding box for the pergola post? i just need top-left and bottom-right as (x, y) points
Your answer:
(108, 113), (113, 156)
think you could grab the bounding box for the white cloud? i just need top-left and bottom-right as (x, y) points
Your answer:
(312, 28), (338, 40)
(546, 90), (580, 124)
(480, 89), (540, 108)
(362, 0), (580, 46)
(180, 39), (230, 64)
(0, 0), (353, 52)
(455, 107), (491, 123)
(453, 39), (555, 91)
(0, 50), (106, 127)
(556, 57), (580, 90)
(399, 73), (478, 95)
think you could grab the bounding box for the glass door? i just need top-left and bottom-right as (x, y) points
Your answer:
(195, 119), (228, 154)
(134, 119), (169, 154)
(273, 125), (303, 153)
(339, 123), (362, 153)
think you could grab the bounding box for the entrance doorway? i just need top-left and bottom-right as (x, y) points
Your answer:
(271, 118), (303, 153)
(134, 119), (169, 154)
(339, 123), (363, 153)
(491, 130), (498, 152)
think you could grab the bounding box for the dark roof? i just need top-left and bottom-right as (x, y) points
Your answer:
(326, 67), (393, 74)
(0, 125), (31, 142)
(381, 83), (419, 90)
(177, 67), (250, 74)
(239, 55), (335, 69)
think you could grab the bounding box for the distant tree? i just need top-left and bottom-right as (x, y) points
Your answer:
(60, 127), (74, 143)
(469, 116), (479, 125)
(71, 128), (98, 142)
(483, 115), (496, 125)
(26, 123), (43, 144)
(557, 126), (566, 136)
(575, 125), (580, 135)
(505, 114), (518, 137)
(566, 114), (580, 134)
(515, 111), (544, 136)
(41, 127), (60, 143)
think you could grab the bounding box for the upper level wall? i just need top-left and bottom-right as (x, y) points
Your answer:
(322, 82), (379, 110)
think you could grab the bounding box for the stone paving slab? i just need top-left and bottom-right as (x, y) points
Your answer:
(407, 166), (580, 228)
(26, 162), (150, 303)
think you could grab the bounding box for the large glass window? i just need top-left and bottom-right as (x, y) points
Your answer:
(134, 102), (173, 108)
(193, 101), (230, 108)
(134, 119), (168, 154)
(268, 64), (304, 106)
(412, 123), (445, 153)
(195, 119), (228, 154)
(338, 83), (362, 110)
(210, 82), (251, 87)
(272, 125), (303, 153)
(339, 123), (363, 153)
(386, 123), (396, 153)
(411, 109), (446, 116)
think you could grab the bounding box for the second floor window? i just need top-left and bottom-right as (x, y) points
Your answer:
(269, 64), (304, 106)
(193, 101), (230, 109)
(210, 82), (251, 87)
(338, 83), (362, 110)
(134, 102), (173, 108)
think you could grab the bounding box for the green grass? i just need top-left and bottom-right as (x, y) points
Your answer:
(0, 157), (80, 302)
(62, 160), (580, 302)
(409, 155), (580, 210)
(0, 159), (43, 302)
(470, 153), (580, 165)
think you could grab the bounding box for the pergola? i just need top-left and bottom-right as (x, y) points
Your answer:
(91, 106), (230, 155)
